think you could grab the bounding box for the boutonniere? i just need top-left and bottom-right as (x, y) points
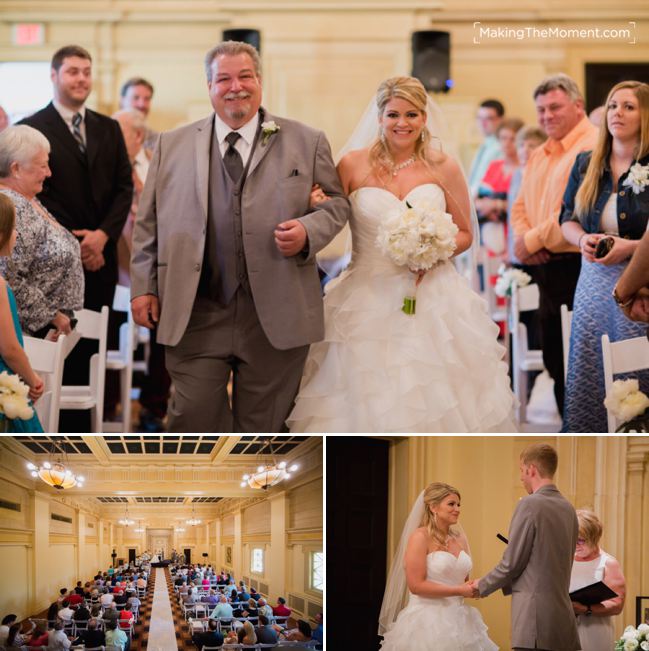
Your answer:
(261, 120), (280, 145)
(622, 162), (649, 195)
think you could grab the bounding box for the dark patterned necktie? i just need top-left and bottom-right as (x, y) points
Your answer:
(224, 131), (243, 182)
(72, 112), (86, 154)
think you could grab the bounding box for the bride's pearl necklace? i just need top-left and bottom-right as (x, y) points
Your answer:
(391, 155), (416, 176)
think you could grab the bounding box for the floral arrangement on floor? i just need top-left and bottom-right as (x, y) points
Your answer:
(376, 200), (458, 315)
(494, 264), (532, 298)
(604, 379), (649, 433)
(615, 623), (649, 651)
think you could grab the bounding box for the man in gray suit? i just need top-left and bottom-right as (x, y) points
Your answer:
(473, 443), (581, 651)
(130, 40), (350, 432)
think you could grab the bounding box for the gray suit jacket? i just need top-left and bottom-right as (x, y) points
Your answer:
(479, 484), (581, 650)
(130, 110), (350, 348)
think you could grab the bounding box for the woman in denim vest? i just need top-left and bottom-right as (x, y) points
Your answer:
(560, 80), (649, 432)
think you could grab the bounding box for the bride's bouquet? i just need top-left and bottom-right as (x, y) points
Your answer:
(376, 200), (458, 315)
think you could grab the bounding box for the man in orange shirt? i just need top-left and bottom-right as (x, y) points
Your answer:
(511, 74), (598, 415)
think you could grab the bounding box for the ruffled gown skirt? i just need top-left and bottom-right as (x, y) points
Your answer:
(288, 259), (516, 433)
(380, 594), (498, 651)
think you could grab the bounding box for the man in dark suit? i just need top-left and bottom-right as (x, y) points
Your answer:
(20, 44), (132, 429)
(20, 44), (132, 311)
(71, 618), (105, 648)
(192, 617), (224, 649)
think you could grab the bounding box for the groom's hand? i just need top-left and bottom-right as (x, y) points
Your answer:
(275, 220), (308, 257)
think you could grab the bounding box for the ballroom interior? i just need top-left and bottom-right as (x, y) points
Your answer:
(0, 434), (323, 635)
(328, 435), (649, 650)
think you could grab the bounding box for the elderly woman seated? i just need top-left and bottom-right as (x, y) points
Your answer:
(0, 125), (83, 337)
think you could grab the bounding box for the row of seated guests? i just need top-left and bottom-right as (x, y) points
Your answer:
(0, 615), (129, 651)
(192, 613), (324, 649)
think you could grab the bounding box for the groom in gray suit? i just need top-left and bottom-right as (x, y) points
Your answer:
(474, 443), (581, 651)
(130, 41), (350, 432)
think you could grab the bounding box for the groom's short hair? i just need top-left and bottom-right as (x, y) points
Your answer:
(520, 443), (558, 478)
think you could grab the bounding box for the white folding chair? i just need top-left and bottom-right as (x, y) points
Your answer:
(23, 333), (67, 432)
(59, 305), (109, 432)
(480, 248), (508, 325)
(510, 283), (544, 425)
(103, 285), (136, 432)
(601, 333), (649, 432)
(560, 304), (573, 382)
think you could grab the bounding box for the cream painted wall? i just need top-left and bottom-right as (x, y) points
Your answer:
(386, 436), (649, 650)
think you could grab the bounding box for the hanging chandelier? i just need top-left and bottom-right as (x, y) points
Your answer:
(186, 505), (202, 526)
(175, 527), (186, 533)
(26, 441), (85, 490)
(240, 439), (299, 490)
(119, 507), (134, 527)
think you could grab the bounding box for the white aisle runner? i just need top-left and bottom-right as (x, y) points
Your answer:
(146, 567), (178, 651)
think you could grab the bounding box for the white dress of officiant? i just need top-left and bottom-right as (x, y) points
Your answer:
(569, 509), (626, 651)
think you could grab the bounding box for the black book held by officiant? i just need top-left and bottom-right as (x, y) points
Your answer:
(569, 581), (618, 605)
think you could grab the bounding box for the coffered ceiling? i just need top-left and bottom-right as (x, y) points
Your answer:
(0, 435), (322, 526)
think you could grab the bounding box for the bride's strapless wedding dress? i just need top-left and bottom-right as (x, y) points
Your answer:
(287, 184), (517, 432)
(380, 550), (498, 651)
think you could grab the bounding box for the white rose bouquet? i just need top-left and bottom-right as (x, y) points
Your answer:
(0, 370), (34, 430)
(376, 200), (458, 315)
(494, 264), (532, 298)
(604, 379), (649, 433)
(615, 623), (649, 651)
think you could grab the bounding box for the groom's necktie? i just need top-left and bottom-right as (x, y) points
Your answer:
(224, 131), (243, 183)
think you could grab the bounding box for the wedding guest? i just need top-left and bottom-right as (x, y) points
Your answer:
(0, 125), (83, 337)
(26, 620), (49, 648)
(70, 618), (105, 649)
(468, 99), (505, 197)
(119, 77), (158, 153)
(615, 229), (649, 322)
(569, 509), (626, 651)
(286, 619), (313, 642)
(238, 620), (257, 645)
(104, 619), (128, 651)
(191, 616), (223, 649)
(272, 597), (291, 617)
(560, 80), (649, 432)
(0, 193), (44, 432)
(312, 612), (323, 649)
(47, 620), (72, 651)
(507, 126), (547, 265)
(255, 615), (279, 644)
(511, 73), (598, 415)
(5, 622), (28, 650)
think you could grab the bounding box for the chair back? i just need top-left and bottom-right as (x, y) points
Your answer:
(59, 305), (109, 432)
(23, 333), (67, 432)
(601, 333), (649, 432)
(560, 304), (573, 382)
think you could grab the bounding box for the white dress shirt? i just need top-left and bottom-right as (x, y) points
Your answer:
(53, 99), (87, 145)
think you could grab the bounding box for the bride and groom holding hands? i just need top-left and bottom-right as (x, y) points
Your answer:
(379, 443), (582, 651)
(130, 38), (516, 433)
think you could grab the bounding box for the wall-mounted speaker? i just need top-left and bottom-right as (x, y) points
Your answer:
(223, 29), (261, 54)
(411, 31), (452, 93)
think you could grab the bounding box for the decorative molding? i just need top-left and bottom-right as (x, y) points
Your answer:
(49, 533), (77, 545)
(287, 529), (322, 544)
(85, 536), (98, 544)
(0, 528), (33, 545)
(241, 534), (271, 544)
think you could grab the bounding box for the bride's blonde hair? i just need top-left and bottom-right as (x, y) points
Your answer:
(421, 482), (461, 549)
(369, 76), (435, 176)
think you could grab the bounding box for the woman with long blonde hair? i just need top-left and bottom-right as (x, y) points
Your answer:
(378, 482), (496, 650)
(288, 76), (516, 433)
(560, 80), (649, 432)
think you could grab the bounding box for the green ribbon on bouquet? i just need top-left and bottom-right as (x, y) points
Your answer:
(402, 295), (416, 315)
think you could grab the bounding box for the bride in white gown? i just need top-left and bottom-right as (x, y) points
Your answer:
(287, 76), (516, 432)
(379, 482), (498, 651)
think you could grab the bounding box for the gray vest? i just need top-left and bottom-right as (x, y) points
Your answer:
(198, 121), (259, 305)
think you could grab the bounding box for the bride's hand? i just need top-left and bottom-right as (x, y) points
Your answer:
(309, 184), (329, 208)
(457, 581), (479, 598)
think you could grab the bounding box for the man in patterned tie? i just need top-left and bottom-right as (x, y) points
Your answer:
(20, 44), (132, 430)
(131, 40), (350, 432)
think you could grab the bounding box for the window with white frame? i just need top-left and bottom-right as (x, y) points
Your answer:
(310, 551), (323, 591)
(251, 547), (264, 573)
